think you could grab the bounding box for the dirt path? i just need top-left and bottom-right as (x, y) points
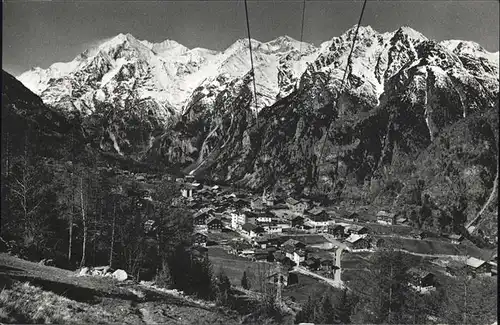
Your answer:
(293, 266), (345, 289)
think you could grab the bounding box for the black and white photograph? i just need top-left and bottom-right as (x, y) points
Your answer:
(1, 0), (498, 324)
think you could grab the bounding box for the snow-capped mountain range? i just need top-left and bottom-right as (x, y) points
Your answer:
(17, 33), (317, 119)
(17, 26), (498, 122)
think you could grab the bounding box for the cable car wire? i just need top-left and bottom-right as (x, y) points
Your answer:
(316, 0), (368, 179)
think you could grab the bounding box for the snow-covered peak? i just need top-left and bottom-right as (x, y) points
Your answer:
(440, 39), (499, 64)
(396, 26), (428, 42)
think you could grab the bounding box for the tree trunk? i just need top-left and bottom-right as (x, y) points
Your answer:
(68, 213), (73, 262)
(109, 199), (116, 267)
(80, 176), (87, 267)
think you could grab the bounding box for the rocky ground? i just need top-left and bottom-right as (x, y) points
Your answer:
(0, 253), (242, 325)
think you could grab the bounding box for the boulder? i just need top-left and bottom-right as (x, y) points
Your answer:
(78, 267), (89, 276)
(112, 269), (128, 281)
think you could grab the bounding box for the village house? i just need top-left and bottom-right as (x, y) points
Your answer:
(327, 224), (346, 239)
(293, 250), (307, 266)
(345, 234), (371, 250)
(282, 239), (307, 251)
(376, 211), (396, 225)
(305, 208), (330, 229)
(262, 195), (275, 207)
(207, 217), (223, 232)
(193, 232), (208, 247)
(344, 225), (369, 236)
(285, 197), (309, 213)
(302, 257), (320, 271)
(291, 215), (305, 228)
(448, 234), (464, 245)
(250, 197), (266, 211)
(466, 257), (491, 275)
(193, 210), (212, 226)
(260, 222), (282, 234)
(241, 223), (265, 238)
(254, 237), (269, 249)
(232, 197), (249, 209)
(276, 220), (291, 231)
(342, 211), (359, 222)
(320, 259), (338, 273)
(408, 268), (437, 287)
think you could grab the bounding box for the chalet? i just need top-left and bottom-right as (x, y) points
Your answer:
(320, 259), (338, 272)
(305, 208), (330, 227)
(262, 195), (275, 207)
(241, 223), (265, 238)
(282, 239), (307, 250)
(232, 198), (249, 209)
(175, 177), (184, 183)
(193, 232), (208, 247)
(345, 225), (369, 236)
(277, 220), (291, 231)
(302, 257), (320, 271)
(343, 211), (359, 222)
(254, 237), (269, 249)
(193, 211), (211, 226)
(273, 251), (287, 263)
(261, 222), (282, 234)
(285, 197), (309, 213)
(327, 224), (346, 239)
(449, 234), (464, 245)
(184, 175), (195, 182)
(291, 216), (305, 228)
(408, 268), (437, 287)
(466, 257), (491, 274)
(376, 211), (396, 225)
(207, 217), (223, 231)
(293, 250), (307, 266)
(250, 197), (266, 211)
(345, 234), (371, 250)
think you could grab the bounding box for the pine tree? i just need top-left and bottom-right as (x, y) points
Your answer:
(295, 295), (314, 323)
(317, 294), (336, 324)
(241, 270), (250, 289)
(215, 268), (231, 306)
(334, 289), (354, 324)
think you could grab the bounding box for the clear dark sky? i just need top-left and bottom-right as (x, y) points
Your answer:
(3, 0), (499, 76)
